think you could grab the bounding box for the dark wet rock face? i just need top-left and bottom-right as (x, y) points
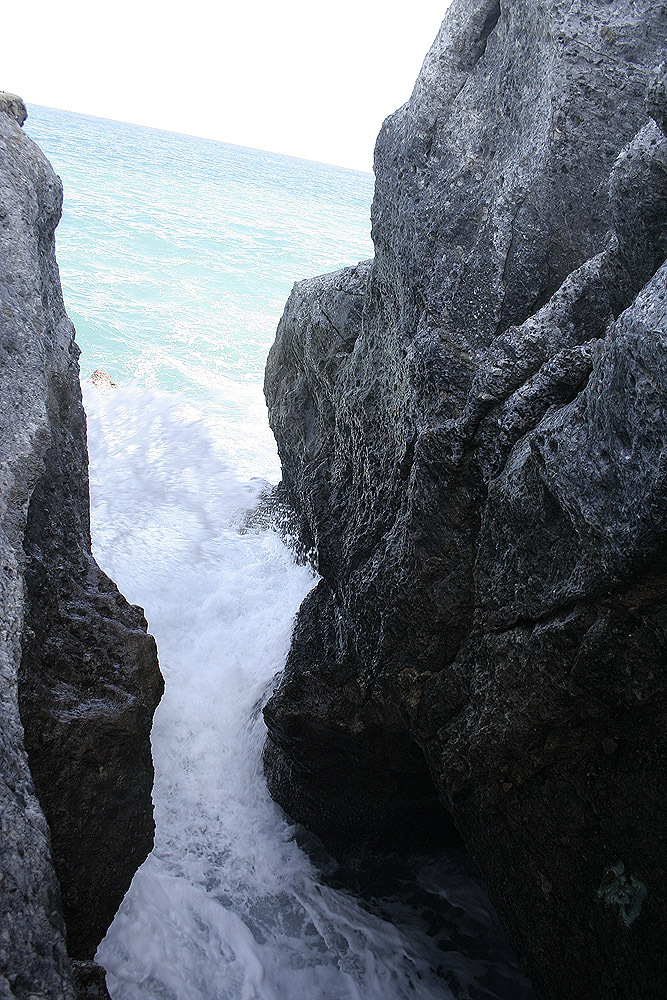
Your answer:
(19, 461), (163, 959)
(264, 2), (667, 998)
(0, 103), (163, 995)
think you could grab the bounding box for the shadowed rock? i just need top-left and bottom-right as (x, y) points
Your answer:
(0, 100), (163, 995)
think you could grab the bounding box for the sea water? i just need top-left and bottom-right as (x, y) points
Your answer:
(25, 106), (533, 1000)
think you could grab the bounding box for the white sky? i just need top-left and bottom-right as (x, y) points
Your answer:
(3, 1), (452, 172)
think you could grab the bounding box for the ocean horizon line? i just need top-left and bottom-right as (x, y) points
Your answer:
(26, 100), (376, 178)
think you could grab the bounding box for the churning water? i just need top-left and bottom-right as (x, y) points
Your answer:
(26, 106), (532, 1000)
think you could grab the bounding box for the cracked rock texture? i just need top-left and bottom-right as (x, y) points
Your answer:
(263, 2), (667, 998)
(0, 100), (163, 997)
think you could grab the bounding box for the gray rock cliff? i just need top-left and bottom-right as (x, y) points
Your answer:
(0, 98), (163, 997)
(263, 2), (667, 998)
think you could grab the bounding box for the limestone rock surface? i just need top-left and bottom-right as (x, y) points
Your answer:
(263, 3), (667, 998)
(0, 104), (163, 996)
(0, 93), (27, 127)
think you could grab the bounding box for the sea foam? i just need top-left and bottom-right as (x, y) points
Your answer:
(86, 385), (531, 1000)
(86, 386), (436, 999)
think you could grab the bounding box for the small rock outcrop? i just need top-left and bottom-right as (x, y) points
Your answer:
(0, 100), (163, 996)
(263, 2), (667, 998)
(90, 369), (117, 388)
(0, 92), (27, 127)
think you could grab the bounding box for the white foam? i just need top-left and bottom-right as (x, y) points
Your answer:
(87, 385), (457, 999)
(86, 384), (530, 1000)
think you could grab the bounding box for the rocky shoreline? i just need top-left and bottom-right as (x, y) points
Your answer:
(2, 1), (666, 994)
(0, 95), (163, 998)
(263, 2), (667, 997)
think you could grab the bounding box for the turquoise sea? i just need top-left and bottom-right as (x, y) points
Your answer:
(25, 106), (532, 1000)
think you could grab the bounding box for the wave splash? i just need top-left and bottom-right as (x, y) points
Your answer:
(86, 385), (529, 1000)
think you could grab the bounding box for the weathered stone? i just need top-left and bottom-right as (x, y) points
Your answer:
(263, 3), (667, 998)
(646, 55), (667, 134)
(0, 100), (163, 993)
(89, 369), (117, 388)
(70, 961), (111, 1000)
(0, 93), (27, 127)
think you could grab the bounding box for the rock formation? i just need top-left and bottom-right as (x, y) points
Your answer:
(263, 3), (667, 998)
(0, 97), (163, 997)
